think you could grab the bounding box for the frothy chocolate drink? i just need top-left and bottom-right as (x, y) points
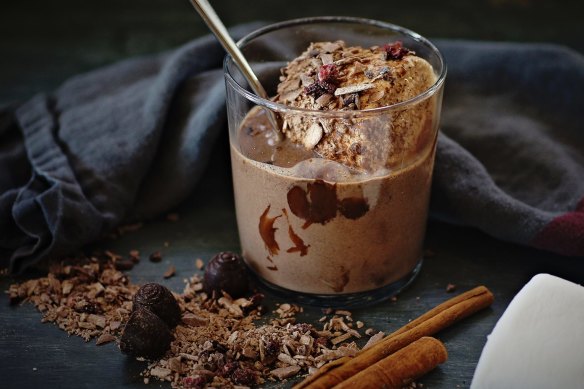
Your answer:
(230, 40), (439, 294)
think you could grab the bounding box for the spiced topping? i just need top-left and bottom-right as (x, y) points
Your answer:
(10, 256), (368, 387)
(231, 367), (256, 386)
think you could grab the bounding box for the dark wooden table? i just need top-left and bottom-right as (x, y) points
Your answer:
(1, 1), (583, 388)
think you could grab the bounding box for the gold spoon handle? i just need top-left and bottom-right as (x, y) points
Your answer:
(189, 0), (282, 139)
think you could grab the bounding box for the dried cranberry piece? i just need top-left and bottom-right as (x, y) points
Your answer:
(265, 339), (280, 356)
(262, 339), (281, 365)
(231, 367), (256, 386)
(318, 64), (339, 84)
(305, 82), (326, 98)
(291, 323), (313, 334)
(305, 81), (337, 98)
(382, 41), (413, 60)
(315, 336), (329, 347)
(182, 375), (208, 389)
(305, 64), (340, 98)
(220, 361), (239, 377)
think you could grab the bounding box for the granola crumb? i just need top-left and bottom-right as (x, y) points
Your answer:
(446, 283), (457, 293)
(129, 250), (140, 263)
(10, 253), (367, 388)
(149, 251), (163, 263)
(163, 265), (176, 279)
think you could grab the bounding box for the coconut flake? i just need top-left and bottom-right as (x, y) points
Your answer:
(334, 83), (375, 96)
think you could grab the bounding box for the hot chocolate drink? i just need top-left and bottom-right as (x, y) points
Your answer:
(228, 39), (441, 296)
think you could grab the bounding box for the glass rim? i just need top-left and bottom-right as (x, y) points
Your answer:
(223, 16), (447, 118)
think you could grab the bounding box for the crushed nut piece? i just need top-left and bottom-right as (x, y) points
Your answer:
(96, 333), (116, 345)
(163, 265), (176, 279)
(10, 254), (365, 388)
(334, 83), (374, 96)
(149, 251), (163, 263)
(363, 331), (385, 350)
(271, 365), (301, 380)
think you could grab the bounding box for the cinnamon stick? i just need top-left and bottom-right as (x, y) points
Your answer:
(333, 336), (448, 389)
(294, 285), (493, 389)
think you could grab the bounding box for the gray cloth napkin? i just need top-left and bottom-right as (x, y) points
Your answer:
(1, 24), (583, 273)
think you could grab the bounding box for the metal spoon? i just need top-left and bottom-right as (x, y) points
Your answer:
(188, 0), (283, 140)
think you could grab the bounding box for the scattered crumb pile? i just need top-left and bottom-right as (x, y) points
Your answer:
(8, 254), (384, 388)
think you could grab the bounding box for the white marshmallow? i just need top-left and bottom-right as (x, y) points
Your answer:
(471, 274), (584, 389)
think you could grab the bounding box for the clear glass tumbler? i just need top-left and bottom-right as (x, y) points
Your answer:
(224, 17), (446, 307)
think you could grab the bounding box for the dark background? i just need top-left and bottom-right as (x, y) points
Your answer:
(1, 0), (583, 105)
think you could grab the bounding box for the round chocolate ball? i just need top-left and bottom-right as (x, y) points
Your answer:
(119, 306), (172, 359)
(133, 283), (181, 328)
(203, 252), (250, 298)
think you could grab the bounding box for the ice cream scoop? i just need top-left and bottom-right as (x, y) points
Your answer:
(275, 41), (437, 170)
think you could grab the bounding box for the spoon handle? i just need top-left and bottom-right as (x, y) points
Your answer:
(189, 0), (268, 99)
(189, 0), (282, 140)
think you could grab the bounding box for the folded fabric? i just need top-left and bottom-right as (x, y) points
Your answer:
(432, 40), (584, 256)
(1, 24), (583, 273)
